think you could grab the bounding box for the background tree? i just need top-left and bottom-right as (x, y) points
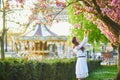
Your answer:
(0, 0), (30, 60)
(28, 0), (66, 28)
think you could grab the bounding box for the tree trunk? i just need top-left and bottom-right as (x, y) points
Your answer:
(116, 44), (120, 80)
(1, 0), (6, 60)
(101, 15), (120, 39)
(118, 44), (120, 70)
(1, 36), (5, 60)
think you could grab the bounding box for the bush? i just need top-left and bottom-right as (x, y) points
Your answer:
(87, 60), (101, 72)
(0, 58), (101, 80)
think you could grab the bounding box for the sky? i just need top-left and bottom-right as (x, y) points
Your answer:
(50, 22), (72, 36)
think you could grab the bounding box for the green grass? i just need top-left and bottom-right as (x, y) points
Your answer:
(73, 65), (118, 80)
(85, 65), (118, 80)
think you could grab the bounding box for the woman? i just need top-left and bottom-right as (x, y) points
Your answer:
(72, 31), (89, 80)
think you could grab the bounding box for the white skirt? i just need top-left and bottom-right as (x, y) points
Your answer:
(75, 57), (88, 78)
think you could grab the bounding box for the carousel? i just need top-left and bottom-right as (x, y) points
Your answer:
(15, 24), (67, 59)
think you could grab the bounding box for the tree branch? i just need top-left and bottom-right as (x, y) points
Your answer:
(92, 0), (102, 14)
(83, 0), (92, 7)
(102, 15), (120, 35)
(5, 19), (25, 26)
(52, 0), (80, 22)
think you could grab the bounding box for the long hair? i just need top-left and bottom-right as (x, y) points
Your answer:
(72, 37), (84, 51)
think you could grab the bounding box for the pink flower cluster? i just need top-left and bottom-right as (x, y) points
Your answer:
(98, 22), (118, 43)
(85, 7), (94, 13)
(74, 23), (82, 29)
(56, 0), (66, 7)
(73, 4), (83, 15)
(38, 0), (48, 8)
(16, 0), (24, 3)
(106, 7), (120, 24)
(111, 0), (120, 6)
(7, 0), (24, 9)
(101, 0), (120, 24)
(74, 10), (83, 15)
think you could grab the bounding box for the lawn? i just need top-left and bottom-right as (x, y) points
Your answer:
(73, 65), (118, 80)
(85, 65), (118, 80)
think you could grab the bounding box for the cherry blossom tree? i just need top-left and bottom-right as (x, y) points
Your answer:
(70, 0), (120, 44)
(66, 0), (120, 77)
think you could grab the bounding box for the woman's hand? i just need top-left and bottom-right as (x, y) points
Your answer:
(86, 30), (90, 36)
(84, 30), (90, 37)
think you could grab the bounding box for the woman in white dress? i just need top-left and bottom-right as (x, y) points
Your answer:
(72, 31), (89, 80)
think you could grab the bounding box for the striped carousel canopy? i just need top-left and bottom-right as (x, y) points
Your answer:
(16, 24), (67, 41)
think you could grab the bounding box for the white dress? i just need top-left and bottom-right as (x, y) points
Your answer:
(73, 35), (89, 78)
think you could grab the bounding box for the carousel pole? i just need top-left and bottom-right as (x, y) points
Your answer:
(42, 41), (45, 56)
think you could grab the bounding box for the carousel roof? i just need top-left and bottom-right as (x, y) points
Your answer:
(16, 24), (67, 41)
(25, 24), (57, 36)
